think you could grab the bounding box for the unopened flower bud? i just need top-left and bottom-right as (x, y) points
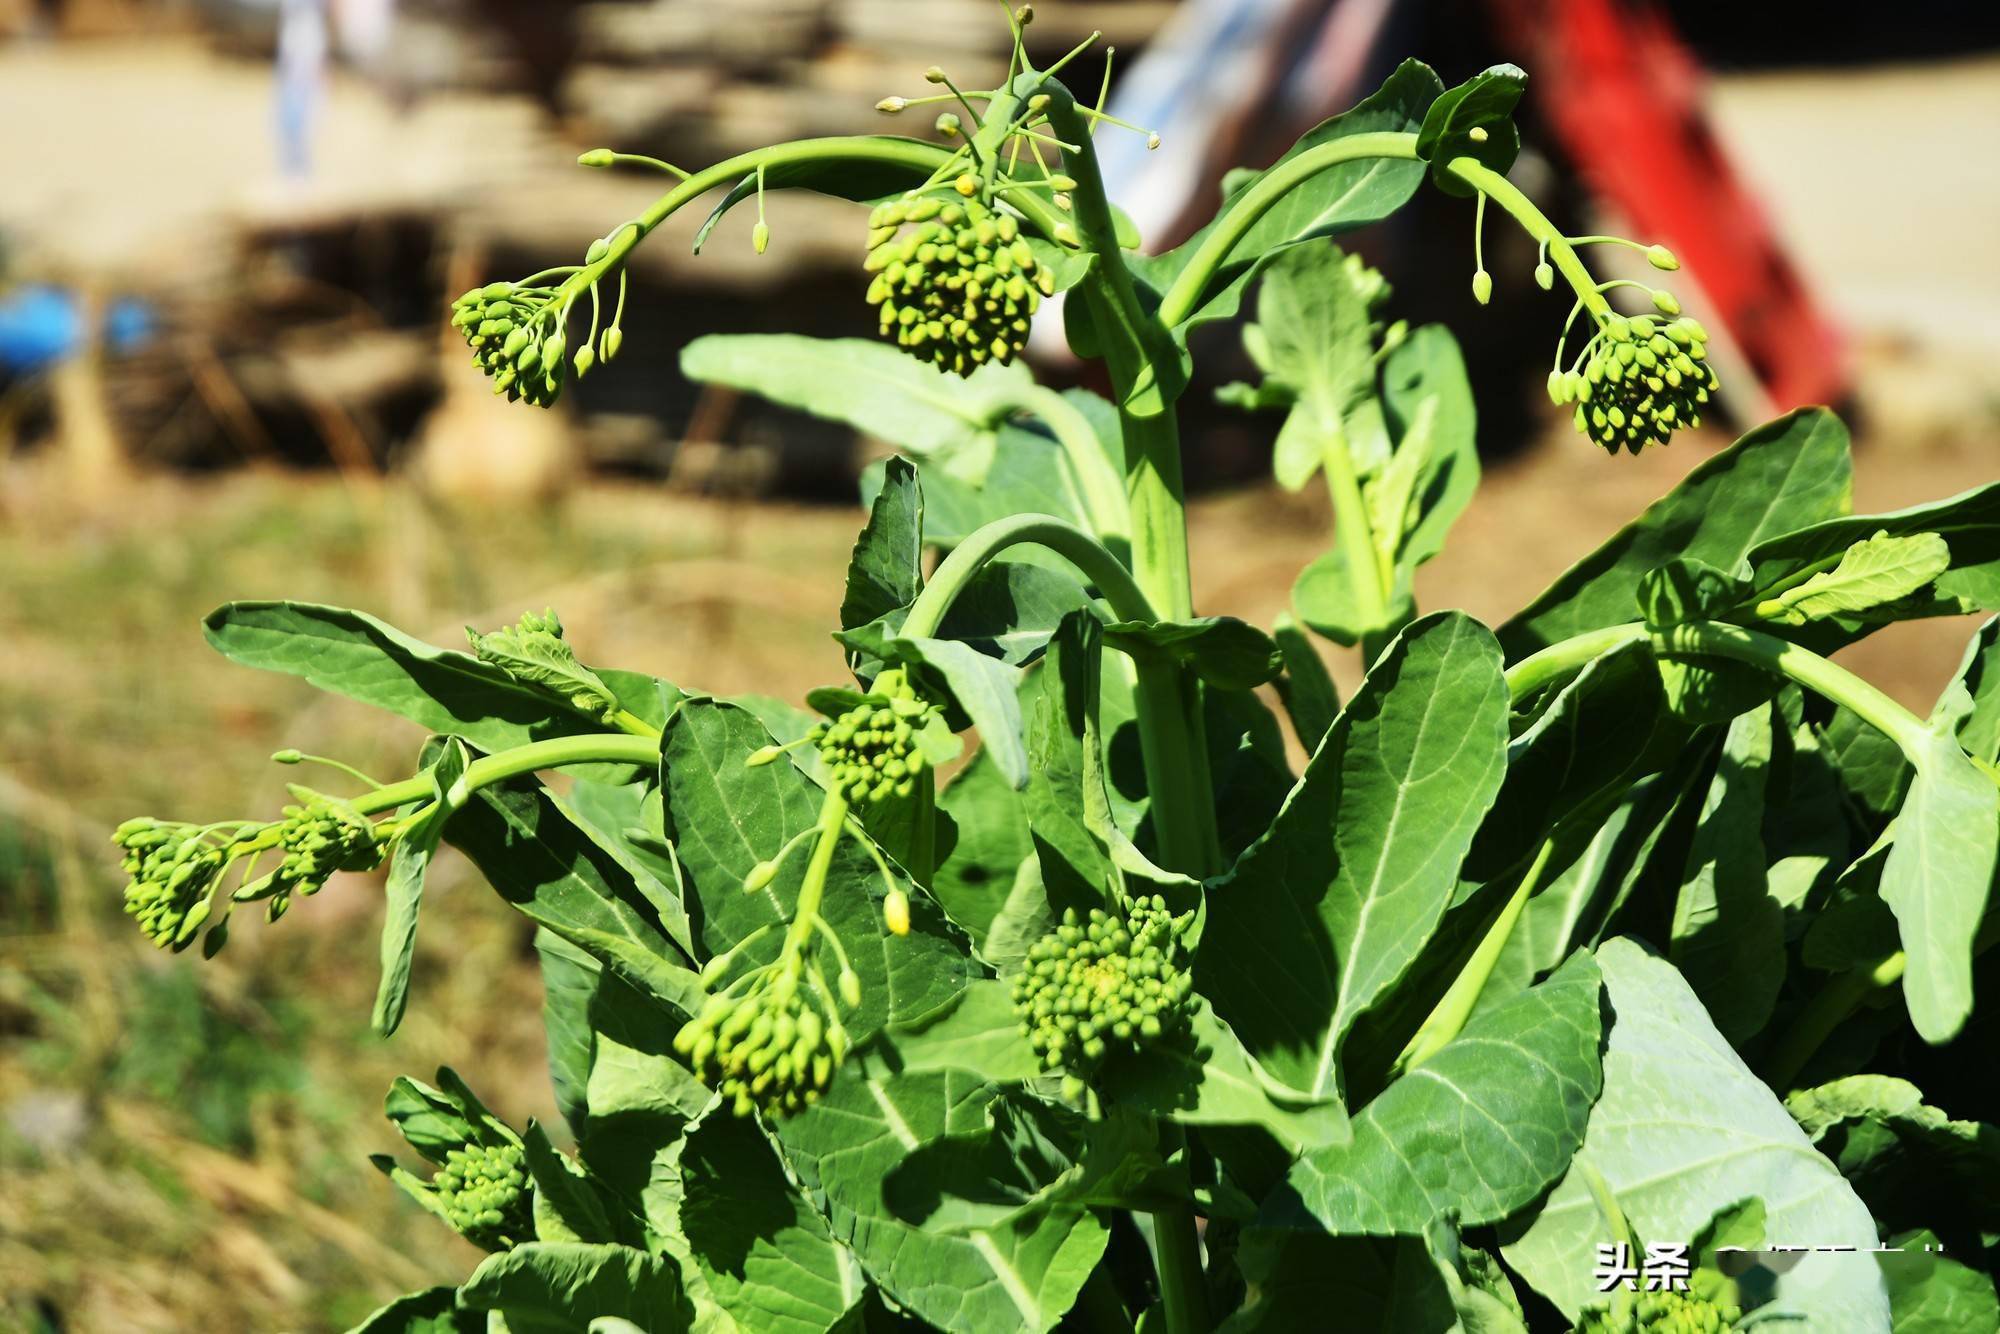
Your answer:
(1468, 126), (1490, 143)
(743, 860), (780, 894)
(883, 889), (910, 937)
(838, 968), (862, 1010)
(1534, 261), (1554, 290)
(1651, 288), (1682, 316)
(1471, 270), (1493, 305)
(752, 221), (771, 255)
(1647, 244), (1679, 271)
(875, 96), (908, 114)
(935, 113), (961, 138)
(578, 148), (616, 168)
(924, 65), (947, 84)
(272, 749), (304, 765)
(600, 327), (623, 361)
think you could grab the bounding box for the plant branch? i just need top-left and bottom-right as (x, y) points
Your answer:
(1017, 384), (1130, 545)
(901, 514), (1155, 639)
(1317, 420), (1389, 636)
(348, 733), (660, 818)
(1440, 156), (1614, 323)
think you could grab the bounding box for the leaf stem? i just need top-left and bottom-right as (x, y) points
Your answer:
(1439, 156), (1614, 323)
(1018, 384), (1131, 545)
(1391, 835), (1559, 1076)
(1761, 951), (1906, 1091)
(1318, 420), (1390, 640)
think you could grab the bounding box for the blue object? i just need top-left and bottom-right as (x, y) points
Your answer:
(0, 285), (156, 374)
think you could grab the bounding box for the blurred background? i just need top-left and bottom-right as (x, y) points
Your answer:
(0, 1), (1994, 1328)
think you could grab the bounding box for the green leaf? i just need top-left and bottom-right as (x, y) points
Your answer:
(1878, 714), (2000, 1043)
(875, 634), (1029, 789)
(204, 601), (656, 763)
(1291, 547), (1415, 650)
(1217, 1231), (1463, 1333)
(673, 1111), (865, 1334)
(1381, 325), (1479, 575)
(537, 931), (600, 1138)
(842, 457), (924, 634)
(931, 751), (1036, 954)
(1133, 61), (1442, 337)
(1500, 408), (1854, 657)
(1880, 1229), (2000, 1334)
(1757, 530), (1952, 625)
(1635, 558), (1752, 626)
(878, 978), (1042, 1085)
(522, 1121), (629, 1247)
(1269, 951), (1601, 1233)
(1414, 65), (1526, 197)
(1096, 996), (1351, 1154)
(1499, 938), (1887, 1329)
(681, 334), (1029, 481)
(458, 1242), (694, 1333)
(446, 780), (703, 1015)
(1103, 617), (1283, 692)
(1272, 613), (1340, 750)
(1787, 1074), (2000, 1236)
(1745, 481), (2000, 623)
(661, 698), (971, 1037)
(373, 736), (469, 1037)
(776, 1069), (1109, 1334)
(1197, 613), (1511, 1100)
(1669, 708), (1784, 1042)
(349, 1286), (480, 1333)
(383, 1073), (480, 1163)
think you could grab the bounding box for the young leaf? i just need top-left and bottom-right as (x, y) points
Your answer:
(1756, 529), (1951, 625)
(521, 1121), (628, 1247)
(1102, 616), (1283, 692)
(1271, 613), (1340, 750)
(775, 1069), (1109, 1334)
(466, 611), (621, 724)
(1880, 1228), (2000, 1334)
(536, 931), (599, 1139)
(1414, 65), (1527, 197)
(349, 1286), (480, 1333)
(1196, 612), (1511, 1101)
(1787, 1074), (2000, 1236)
(1266, 951), (1601, 1234)
(1499, 939), (1888, 1329)
(373, 736), (470, 1038)
(931, 750), (1037, 952)
(1500, 408), (1853, 657)
(1382, 325), (1479, 574)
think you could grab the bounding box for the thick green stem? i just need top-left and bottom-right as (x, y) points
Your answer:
(1762, 952), (1906, 1091)
(1393, 836), (1559, 1075)
(1017, 384), (1130, 545)
(1155, 132), (1421, 328)
(1505, 620), (1934, 755)
(1318, 421), (1389, 632)
(351, 733), (660, 818)
(785, 789), (851, 960)
(1150, 1127), (1211, 1334)
(902, 514), (1155, 639)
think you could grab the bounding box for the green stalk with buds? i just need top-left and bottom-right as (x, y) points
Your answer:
(114, 10), (2000, 1333)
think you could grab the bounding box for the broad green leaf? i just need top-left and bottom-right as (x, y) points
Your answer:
(383, 1073), (479, 1163)
(885, 635), (1028, 789)
(1272, 613), (1341, 749)
(1669, 708), (1783, 1041)
(446, 781), (703, 1014)
(776, 1069), (1109, 1333)
(560, 778), (699, 961)
(842, 457), (923, 634)
(1757, 531), (1951, 625)
(1103, 617), (1283, 691)
(660, 698), (971, 1038)
(1635, 558), (1752, 626)
(674, 1111), (864, 1334)
(1820, 704), (1913, 823)
(931, 750), (1036, 952)
(1099, 997), (1350, 1153)
(350, 1287), (480, 1333)
(1500, 939), (1888, 1329)
(1414, 65), (1527, 196)
(1217, 1231), (1462, 1333)
(537, 930), (600, 1137)
(1880, 1229), (2000, 1334)
(1787, 1074), (2000, 1236)
(459, 1242), (694, 1333)
(1133, 61), (1442, 338)
(203, 601), (661, 765)
(1197, 613), (1510, 1100)
(681, 334), (1029, 483)
(1500, 408), (1853, 657)
(373, 736), (469, 1038)
(1269, 951), (1601, 1233)
(878, 978), (1042, 1085)
(1021, 615), (1114, 911)
(1949, 615), (2000, 762)
(1745, 481), (2000, 622)
(1291, 546), (1415, 650)
(1878, 717), (2000, 1043)
(1383, 325), (1479, 574)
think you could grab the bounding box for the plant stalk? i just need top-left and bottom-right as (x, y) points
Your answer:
(350, 732), (661, 818)
(1019, 384), (1131, 546)
(901, 514), (1156, 638)
(1318, 420), (1389, 637)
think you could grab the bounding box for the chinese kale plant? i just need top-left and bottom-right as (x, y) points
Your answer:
(119, 11), (2000, 1333)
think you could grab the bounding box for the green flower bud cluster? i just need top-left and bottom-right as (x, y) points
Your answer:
(450, 280), (570, 407)
(863, 193), (1053, 376)
(262, 791), (391, 920)
(112, 818), (230, 949)
(433, 1141), (533, 1251)
(813, 672), (940, 807)
(1574, 1292), (1740, 1334)
(1013, 897), (1195, 1086)
(673, 962), (851, 1118)
(1549, 312), (1717, 454)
